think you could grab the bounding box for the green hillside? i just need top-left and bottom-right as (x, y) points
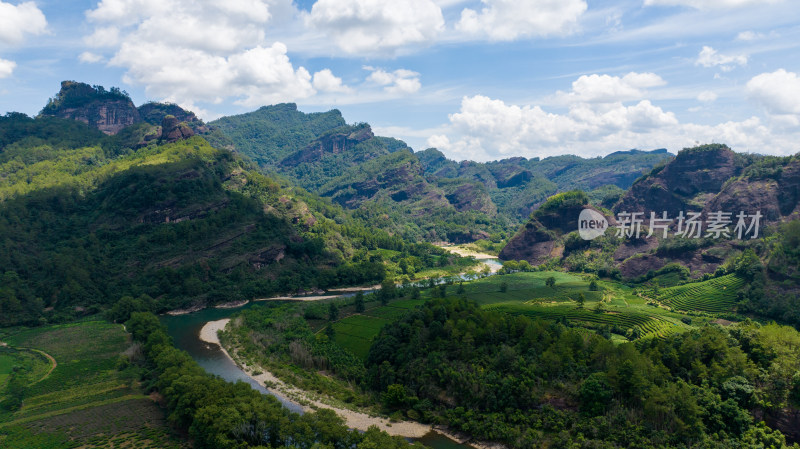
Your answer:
(0, 115), (465, 327)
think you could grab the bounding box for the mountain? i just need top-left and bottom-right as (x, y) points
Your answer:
(39, 81), (141, 135)
(0, 98), (455, 327)
(208, 103), (347, 166)
(210, 104), (672, 242)
(500, 143), (800, 325)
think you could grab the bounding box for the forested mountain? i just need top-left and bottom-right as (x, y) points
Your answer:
(0, 94), (458, 327)
(209, 103), (672, 242)
(500, 144), (800, 326)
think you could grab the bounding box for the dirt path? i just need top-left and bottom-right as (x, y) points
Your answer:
(29, 348), (57, 384)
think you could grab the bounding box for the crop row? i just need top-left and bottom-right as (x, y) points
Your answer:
(655, 274), (744, 312)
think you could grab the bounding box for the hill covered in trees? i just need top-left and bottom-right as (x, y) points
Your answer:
(0, 107), (459, 327)
(209, 103), (672, 242)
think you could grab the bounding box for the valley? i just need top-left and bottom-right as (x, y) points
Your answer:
(1, 81), (800, 448)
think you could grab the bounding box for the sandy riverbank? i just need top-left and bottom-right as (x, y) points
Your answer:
(198, 320), (498, 444)
(437, 245), (498, 259)
(438, 245), (502, 274)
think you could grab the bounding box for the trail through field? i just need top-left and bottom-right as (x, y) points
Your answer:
(29, 348), (57, 384)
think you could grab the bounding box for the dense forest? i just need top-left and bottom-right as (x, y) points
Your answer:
(0, 111), (464, 326)
(366, 297), (800, 448)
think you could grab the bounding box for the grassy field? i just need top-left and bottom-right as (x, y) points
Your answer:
(0, 321), (187, 449)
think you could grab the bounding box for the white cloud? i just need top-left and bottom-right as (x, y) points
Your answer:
(428, 72), (798, 161)
(78, 51), (103, 63)
(697, 90), (718, 102)
(83, 0), (343, 113)
(747, 69), (800, 115)
(0, 58), (16, 78)
(644, 0), (784, 9)
(312, 69), (351, 93)
(365, 66), (421, 94)
(83, 26), (120, 48)
(306, 0), (444, 54)
(456, 0), (587, 41)
(559, 72), (666, 104)
(695, 46), (747, 70)
(0, 1), (47, 45)
(736, 30), (764, 41)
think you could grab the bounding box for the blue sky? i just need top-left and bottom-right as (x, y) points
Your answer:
(1, 0), (799, 161)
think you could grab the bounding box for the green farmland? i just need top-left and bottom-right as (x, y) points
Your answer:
(327, 271), (747, 355)
(653, 273), (745, 312)
(333, 299), (424, 359)
(0, 321), (187, 449)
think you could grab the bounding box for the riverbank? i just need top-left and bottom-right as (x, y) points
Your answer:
(199, 319), (431, 437)
(438, 245), (502, 274)
(198, 320), (500, 448)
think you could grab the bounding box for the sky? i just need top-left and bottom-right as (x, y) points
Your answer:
(0, 0), (799, 162)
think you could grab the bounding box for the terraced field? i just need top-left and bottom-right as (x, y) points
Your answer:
(654, 274), (745, 312)
(333, 299), (425, 359)
(487, 303), (684, 339)
(0, 321), (187, 448)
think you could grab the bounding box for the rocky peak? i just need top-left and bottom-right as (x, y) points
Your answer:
(39, 81), (141, 135)
(614, 144), (739, 215)
(280, 124), (375, 167)
(159, 115), (194, 143)
(138, 102), (204, 128)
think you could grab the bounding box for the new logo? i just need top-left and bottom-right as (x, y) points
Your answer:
(578, 209), (608, 240)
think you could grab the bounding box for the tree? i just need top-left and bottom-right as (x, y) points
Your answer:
(437, 284), (447, 298)
(379, 278), (396, 305)
(411, 287), (420, 299)
(577, 293), (585, 309)
(354, 292), (365, 313)
(589, 280), (598, 291)
(579, 372), (613, 416)
(546, 276), (556, 289)
(328, 302), (339, 321)
(499, 281), (508, 293)
(594, 301), (606, 314)
(457, 282), (465, 294)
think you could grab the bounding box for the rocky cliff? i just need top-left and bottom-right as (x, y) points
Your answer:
(500, 146), (800, 280)
(39, 81), (141, 135)
(280, 124), (375, 167)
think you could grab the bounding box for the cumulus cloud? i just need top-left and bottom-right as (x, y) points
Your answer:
(0, 1), (47, 45)
(0, 58), (16, 78)
(746, 69), (800, 115)
(644, 0), (784, 9)
(427, 72), (797, 161)
(695, 46), (747, 70)
(365, 66), (421, 94)
(307, 0), (444, 54)
(83, 0), (341, 112)
(312, 69), (351, 93)
(456, 0), (587, 41)
(558, 72), (666, 104)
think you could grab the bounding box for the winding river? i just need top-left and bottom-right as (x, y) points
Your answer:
(161, 254), (503, 449)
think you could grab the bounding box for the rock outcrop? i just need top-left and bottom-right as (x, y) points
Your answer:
(39, 81), (141, 135)
(159, 115), (194, 143)
(614, 144), (739, 215)
(280, 125), (374, 167)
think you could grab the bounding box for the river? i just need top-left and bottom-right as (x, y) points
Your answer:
(161, 254), (503, 449)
